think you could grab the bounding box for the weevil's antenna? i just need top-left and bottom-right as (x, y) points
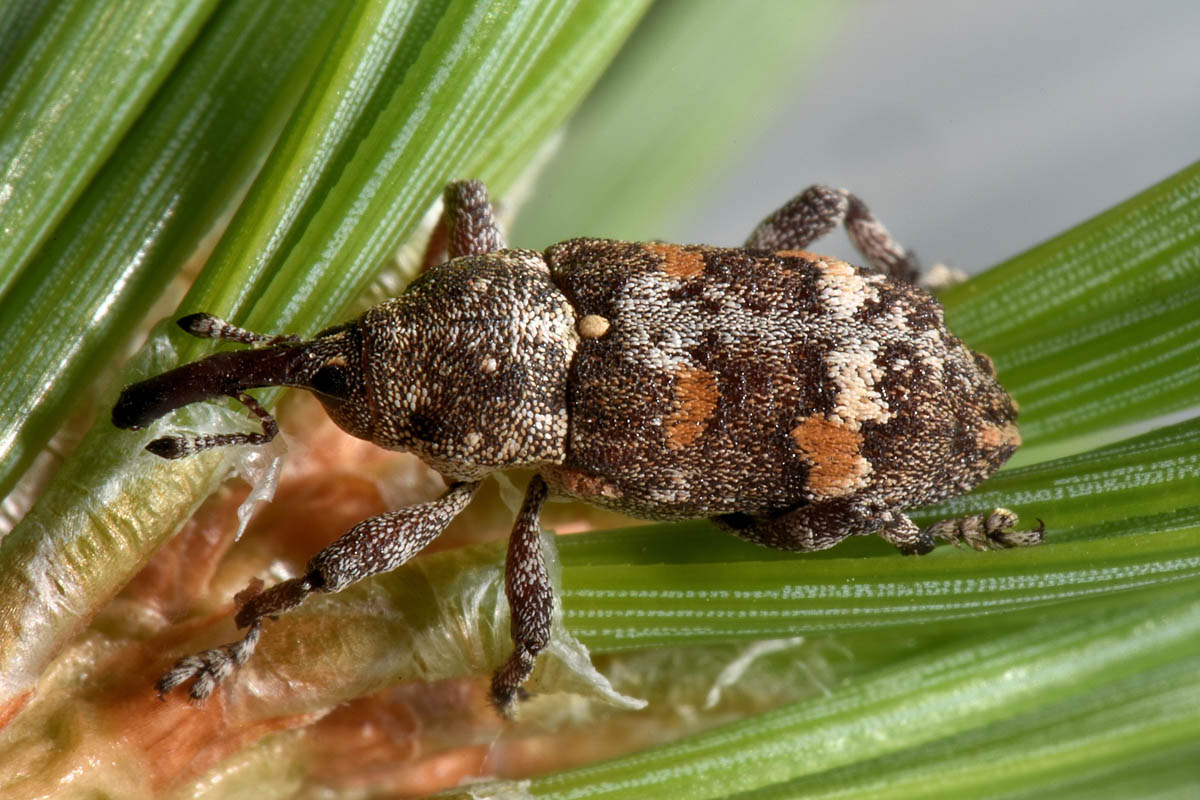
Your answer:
(144, 391), (279, 459)
(177, 313), (300, 346)
(112, 315), (311, 459)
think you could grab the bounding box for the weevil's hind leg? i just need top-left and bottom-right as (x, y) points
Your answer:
(176, 312), (300, 346)
(491, 475), (552, 718)
(715, 503), (1044, 559)
(920, 508), (1045, 551)
(713, 498), (872, 553)
(879, 509), (1044, 555)
(745, 184), (921, 284)
(421, 179), (506, 270)
(145, 391), (280, 459)
(156, 481), (480, 702)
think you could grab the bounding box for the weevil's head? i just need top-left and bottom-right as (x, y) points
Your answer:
(113, 249), (578, 477)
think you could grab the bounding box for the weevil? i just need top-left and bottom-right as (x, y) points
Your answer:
(112, 180), (1043, 715)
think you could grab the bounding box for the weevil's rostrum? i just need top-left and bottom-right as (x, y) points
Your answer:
(113, 180), (1042, 716)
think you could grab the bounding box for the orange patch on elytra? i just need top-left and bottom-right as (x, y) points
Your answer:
(790, 415), (872, 498)
(647, 243), (705, 278)
(665, 366), (719, 449)
(977, 421), (1021, 450)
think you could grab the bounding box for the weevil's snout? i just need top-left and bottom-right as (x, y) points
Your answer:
(111, 346), (305, 432)
(112, 378), (177, 430)
(111, 313), (355, 458)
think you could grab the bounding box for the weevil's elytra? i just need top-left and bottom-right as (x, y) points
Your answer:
(113, 179), (1042, 717)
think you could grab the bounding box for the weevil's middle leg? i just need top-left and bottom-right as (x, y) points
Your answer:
(746, 184), (921, 283)
(156, 481), (480, 702)
(421, 179), (506, 270)
(491, 475), (552, 718)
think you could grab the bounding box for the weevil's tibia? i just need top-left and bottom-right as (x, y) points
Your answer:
(745, 184), (921, 284)
(156, 482), (480, 702)
(177, 312), (300, 346)
(491, 475), (552, 718)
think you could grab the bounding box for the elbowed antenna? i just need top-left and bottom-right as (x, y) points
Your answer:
(112, 315), (305, 458)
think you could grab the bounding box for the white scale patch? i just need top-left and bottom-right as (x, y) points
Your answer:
(814, 262), (893, 429)
(825, 343), (891, 430)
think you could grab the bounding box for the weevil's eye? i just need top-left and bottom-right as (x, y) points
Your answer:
(311, 362), (350, 399)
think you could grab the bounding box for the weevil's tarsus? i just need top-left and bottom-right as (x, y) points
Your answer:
(926, 508), (1046, 550)
(156, 620), (262, 703)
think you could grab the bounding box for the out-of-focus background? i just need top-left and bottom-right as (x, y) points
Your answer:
(518, 0), (1200, 273)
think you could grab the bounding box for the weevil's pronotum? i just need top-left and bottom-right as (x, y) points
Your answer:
(113, 180), (1043, 715)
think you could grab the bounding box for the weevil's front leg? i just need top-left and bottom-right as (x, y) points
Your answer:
(745, 184), (921, 284)
(421, 179), (506, 270)
(157, 481), (480, 702)
(491, 475), (552, 718)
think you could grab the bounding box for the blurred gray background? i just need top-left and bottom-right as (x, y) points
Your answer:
(678, 0), (1200, 272)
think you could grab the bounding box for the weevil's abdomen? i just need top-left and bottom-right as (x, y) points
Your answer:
(542, 239), (1019, 520)
(352, 250), (578, 481)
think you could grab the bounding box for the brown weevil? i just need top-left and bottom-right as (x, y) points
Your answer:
(112, 180), (1043, 715)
